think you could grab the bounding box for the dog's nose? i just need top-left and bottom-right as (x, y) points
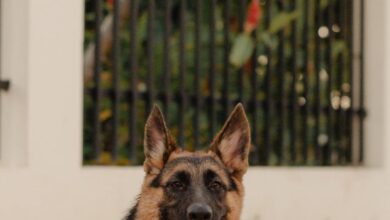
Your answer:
(187, 203), (212, 220)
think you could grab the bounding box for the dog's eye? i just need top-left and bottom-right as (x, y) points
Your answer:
(209, 181), (223, 191)
(168, 181), (185, 191)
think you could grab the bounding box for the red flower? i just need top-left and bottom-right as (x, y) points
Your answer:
(107, 0), (114, 7)
(245, 0), (262, 33)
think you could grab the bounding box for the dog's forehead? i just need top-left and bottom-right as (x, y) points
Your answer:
(166, 151), (221, 169)
(159, 151), (229, 183)
(168, 149), (216, 160)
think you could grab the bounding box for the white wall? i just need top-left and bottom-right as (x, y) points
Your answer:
(0, 0), (389, 220)
(0, 0), (29, 166)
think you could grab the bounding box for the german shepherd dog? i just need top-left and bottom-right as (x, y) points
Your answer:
(125, 103), (251, 220)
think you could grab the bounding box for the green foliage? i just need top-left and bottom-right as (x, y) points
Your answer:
(83, 0), (355, 166)
(230, 34), (254, 68)
(268, 11), (301, 34)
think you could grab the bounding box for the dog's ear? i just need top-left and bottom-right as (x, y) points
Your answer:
(209, 103), (251, 179)
(143, 105), (177, 174)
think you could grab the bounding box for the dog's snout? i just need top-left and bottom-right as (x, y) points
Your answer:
(187, 203), (212, 220)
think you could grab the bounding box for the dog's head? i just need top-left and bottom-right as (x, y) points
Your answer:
(138, 104), (250, 220)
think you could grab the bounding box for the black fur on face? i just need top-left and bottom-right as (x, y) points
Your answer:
(151, 156), (236, 220)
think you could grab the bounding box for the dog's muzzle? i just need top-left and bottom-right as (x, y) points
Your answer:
(187, 203), (213, 220)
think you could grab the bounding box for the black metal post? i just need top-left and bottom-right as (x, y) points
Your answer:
(129, 0), (140, 163)
(163, 0), (172, 119)
(178, 0), (187, 147)
(93, 0), (103, 161)
(111, 0), (121, 161)
(146, 0), (156, 113)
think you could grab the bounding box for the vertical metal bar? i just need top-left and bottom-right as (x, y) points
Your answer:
(111, 0), (121, 161)
(262, 0), (272, 165)
(347, 0), (354, 163)
(129, 0), (139, 163)
(178, 0), (186, 147)
(336, 53), (344, 163)
(146, 0), (155, 112)
(359, 0), (365, 163)
(194, 0), (201, 150)
(324, 0), (334, 165)
(301, 0), (309, 164)
(336, 0), (346, 164)
(163, 0), (172, 119)
(194, 0), (202, 150)
(251, 32), (259, 164)
(209, 0), (217, 141)
(314, 0), (322, 165)
(93, 0), (103, 161)
(276, 0), (285, 165)
(237, 0), (246, 101)
(289, 0), (297, 164)
(222, 0), (231, 118)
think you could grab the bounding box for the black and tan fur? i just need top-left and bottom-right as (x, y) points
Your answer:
(125, 103), (251, 220)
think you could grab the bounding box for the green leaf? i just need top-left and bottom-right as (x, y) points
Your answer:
(332, 40), (346, 58)
(229, 34), (254, 68)
(137, 13), (148, 43)
(268, 11), (301, 34)
(258, 32), (278, 48)
(321, 0), (330, 10)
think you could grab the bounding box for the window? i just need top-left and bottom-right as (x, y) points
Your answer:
(83, 0), (365, 166)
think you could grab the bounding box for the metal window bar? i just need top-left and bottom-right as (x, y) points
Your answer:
(325, 0), (334, 165)
(289, 0), (297, 164)
(163, 0), (172, 119)
(178, 0), (187, 148)
(83, 0), (366, 166)
(111, 0), (120, 161)
(193, 0), (201, 150)
(208, 0), (217, 142)
(314, 0), (322, 165)
(301, 0), (309, 164)
(346, 0), (354, 164)
(128, 0), (140, 164)
(276, 0), (286, 165)
(237, 0), (247, 102)
(222, 0), (231, 119)
(92, 0), (102, 161)
(262, 0), (272, 165)
(146, 0), (155, 113)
